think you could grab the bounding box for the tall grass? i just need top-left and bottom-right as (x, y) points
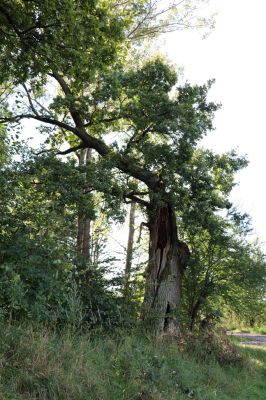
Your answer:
(0, 322), (265, 400)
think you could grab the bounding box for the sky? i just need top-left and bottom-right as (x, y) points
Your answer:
(162, 0), (266, 249)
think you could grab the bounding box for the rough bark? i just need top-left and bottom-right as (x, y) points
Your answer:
(142, 202), (190, 335)
(77, 148), (92, 261)
(124, 201), (136, 296)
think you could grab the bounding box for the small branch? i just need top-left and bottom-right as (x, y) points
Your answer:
(0, 5), (21, 36)
(137, 221), (149, 243)
(50, 72), (85, 129)
(57, 143), (86, 155)
(20, 23), (59, 36)
(31, 97), (51, 115)
(31, 181), (43, 185)
(127, 190), (149, 197)
(35, 142), (86, 156)
(0, 113), (78, 134)
(83, 188), (94, 194)
(84, 113), (128, 128)
(22, 83), (38, 115)
(0, 5), (59, 37)
(125, 124), (154, 151)
(125, 193), (150, 208)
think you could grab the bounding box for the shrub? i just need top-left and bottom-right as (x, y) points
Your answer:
(177, 328), (243, 365)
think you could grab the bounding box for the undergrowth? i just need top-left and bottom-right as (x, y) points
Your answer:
(0, 322), (265, 400)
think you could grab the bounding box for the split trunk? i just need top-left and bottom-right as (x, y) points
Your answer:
(142, 202), (189, 335)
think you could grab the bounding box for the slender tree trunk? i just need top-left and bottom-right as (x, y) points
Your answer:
(142, 201), (189, 335)
(77, 215), (85, 253)
(189, 300), (201, 330)
(249, 318), (255, 328)
(82, 219), (91, 258)
(124, 201), (136, 296)
(77, 148), (92, 262)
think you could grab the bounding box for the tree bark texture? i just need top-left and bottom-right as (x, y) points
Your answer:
(142, 202), (189, 335)
(124, 201), (136, 296)
(77, 148), (92, 261)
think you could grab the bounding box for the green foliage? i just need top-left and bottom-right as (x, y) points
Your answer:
(181, 211), (266, 329)
(0, 144), (128, 328)
(0, 0), (125, 85)
(0, 125), (9, 165)
(177, 149), (248, 230)
(0, 155), (74, 323)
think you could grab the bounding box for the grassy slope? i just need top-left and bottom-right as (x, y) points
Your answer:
(0, 324), (266, 400)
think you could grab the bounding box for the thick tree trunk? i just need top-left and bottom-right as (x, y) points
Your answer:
(124, 201), (136, 296)
(77, 148), (92, 262)
(142, 202), (189, 335)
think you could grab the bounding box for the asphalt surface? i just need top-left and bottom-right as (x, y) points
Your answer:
(227, 332), (266, 347)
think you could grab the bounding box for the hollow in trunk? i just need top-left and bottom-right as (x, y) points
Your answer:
(142, 203), (189, 335)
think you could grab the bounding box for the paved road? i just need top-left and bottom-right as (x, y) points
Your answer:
(227, 332), (266, 347)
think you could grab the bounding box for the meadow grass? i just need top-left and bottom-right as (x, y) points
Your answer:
(0, 323), (265, 400)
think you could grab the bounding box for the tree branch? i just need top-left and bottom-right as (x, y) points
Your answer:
(0, 5), (58, 37)
(22, 84), (38, 115)
(50, 72), (85, 129)
(0, 4), (21, 36)
(0, 113), (78, 134)
(125, 193), (150, 208)
(57, 143), (86, 155)
(137, 221), (149, 243)
(34, 143), (86, 156)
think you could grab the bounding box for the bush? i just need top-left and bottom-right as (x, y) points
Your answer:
(177, 328), (243, 365)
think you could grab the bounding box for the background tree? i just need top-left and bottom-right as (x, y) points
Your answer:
(178, 157), (266, 330)
(124, 201), (137, 297)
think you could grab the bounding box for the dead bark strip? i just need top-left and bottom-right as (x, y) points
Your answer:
(142, 202), (190, 335)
